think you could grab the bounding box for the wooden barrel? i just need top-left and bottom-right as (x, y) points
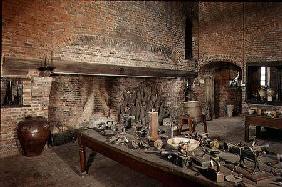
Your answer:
(183, 101), (202, 122)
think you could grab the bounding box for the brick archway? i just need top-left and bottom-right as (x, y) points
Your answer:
(197, 61), (242, 119)
(198, 55), (243, 72)
(199, 60), (242, 74)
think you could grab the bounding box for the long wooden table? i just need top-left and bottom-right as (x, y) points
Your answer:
(78, 129), (227, 187)
(244, 115), (282, 142)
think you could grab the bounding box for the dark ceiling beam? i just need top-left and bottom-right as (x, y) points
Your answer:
(2, 57), (197, 78)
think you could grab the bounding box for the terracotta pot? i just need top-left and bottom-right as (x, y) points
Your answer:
(17, 116), (50, 157)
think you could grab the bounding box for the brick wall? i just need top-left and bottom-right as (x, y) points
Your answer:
(197, 2), (244, 68)
(2, 1), (194, 70)
(0, 71), (52, 157)
(193, 2), (282, 114)
(196, 2), (282, 67)
(48, 75), (113, 133)
(110, 77), (185, 124)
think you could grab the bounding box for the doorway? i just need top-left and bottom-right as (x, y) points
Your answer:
(201, 62), (242, 119)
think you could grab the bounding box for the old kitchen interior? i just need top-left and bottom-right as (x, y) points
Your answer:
(1, 1), (282, 187)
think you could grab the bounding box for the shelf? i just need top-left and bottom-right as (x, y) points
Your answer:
(246, 100), (282, 106)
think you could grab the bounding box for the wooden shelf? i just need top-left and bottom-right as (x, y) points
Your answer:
(246, 100), (282, 106)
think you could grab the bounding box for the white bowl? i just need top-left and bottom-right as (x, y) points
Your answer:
(248, 109), (255, 115)
(167, 137), (200, 151)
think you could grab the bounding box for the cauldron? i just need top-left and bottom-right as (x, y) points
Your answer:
(17, 116), (50, 156)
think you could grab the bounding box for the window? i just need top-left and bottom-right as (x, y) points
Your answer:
(185, 18), (193, 59)
(1, 77), (23, 107)
(246, 64), (282, 104)
(260, 66), (266, 86)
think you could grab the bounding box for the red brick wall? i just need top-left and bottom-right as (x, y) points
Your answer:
(197, 2), (244, 67)
(2, 1), (194, 69)
(0, 72), (52, 158)
(48, 75), (113, 133)
(193, 2), (282, 114)
(196, 2), (282, 67)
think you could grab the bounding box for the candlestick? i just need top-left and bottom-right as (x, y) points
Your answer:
(148, 111), (159, 141)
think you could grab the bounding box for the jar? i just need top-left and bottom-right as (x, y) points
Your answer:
(257, 108), (262, 116)
(258, 87), (266, 99)
(267, 88), (275, 101)
(17, 116), (50, 156)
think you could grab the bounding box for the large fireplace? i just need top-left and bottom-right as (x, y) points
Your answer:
(1, 57), (196, 156)
(48, 75), (186, 135)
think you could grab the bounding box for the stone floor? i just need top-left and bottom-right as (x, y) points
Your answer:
(0, 117), (281, 187)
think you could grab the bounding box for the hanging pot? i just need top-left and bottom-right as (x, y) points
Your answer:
(17, 116), (50, 157)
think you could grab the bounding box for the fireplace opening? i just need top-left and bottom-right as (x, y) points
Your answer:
(48, 75), (186, 142)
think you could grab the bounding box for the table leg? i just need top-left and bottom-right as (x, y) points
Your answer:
(245, 122), (250, 142)
(202, 114), (207, 133)
(256, 126), (261, 138)
(177, 117), (185, 135)
(188, 117), (193, 133)
(79, 144), (87, 174)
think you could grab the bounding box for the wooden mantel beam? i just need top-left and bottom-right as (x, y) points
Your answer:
(2, 57), (198, 78)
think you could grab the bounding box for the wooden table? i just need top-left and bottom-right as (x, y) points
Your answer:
(78, 129), (225, 187)
(244, 115), (282, 142)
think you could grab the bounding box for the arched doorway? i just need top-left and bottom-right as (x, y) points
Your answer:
(199, 62), (242, 119)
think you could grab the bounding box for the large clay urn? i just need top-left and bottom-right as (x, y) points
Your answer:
(17, 116), (50, 156)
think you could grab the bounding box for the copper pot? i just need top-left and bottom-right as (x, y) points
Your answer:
(17, 116), (50, 156)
